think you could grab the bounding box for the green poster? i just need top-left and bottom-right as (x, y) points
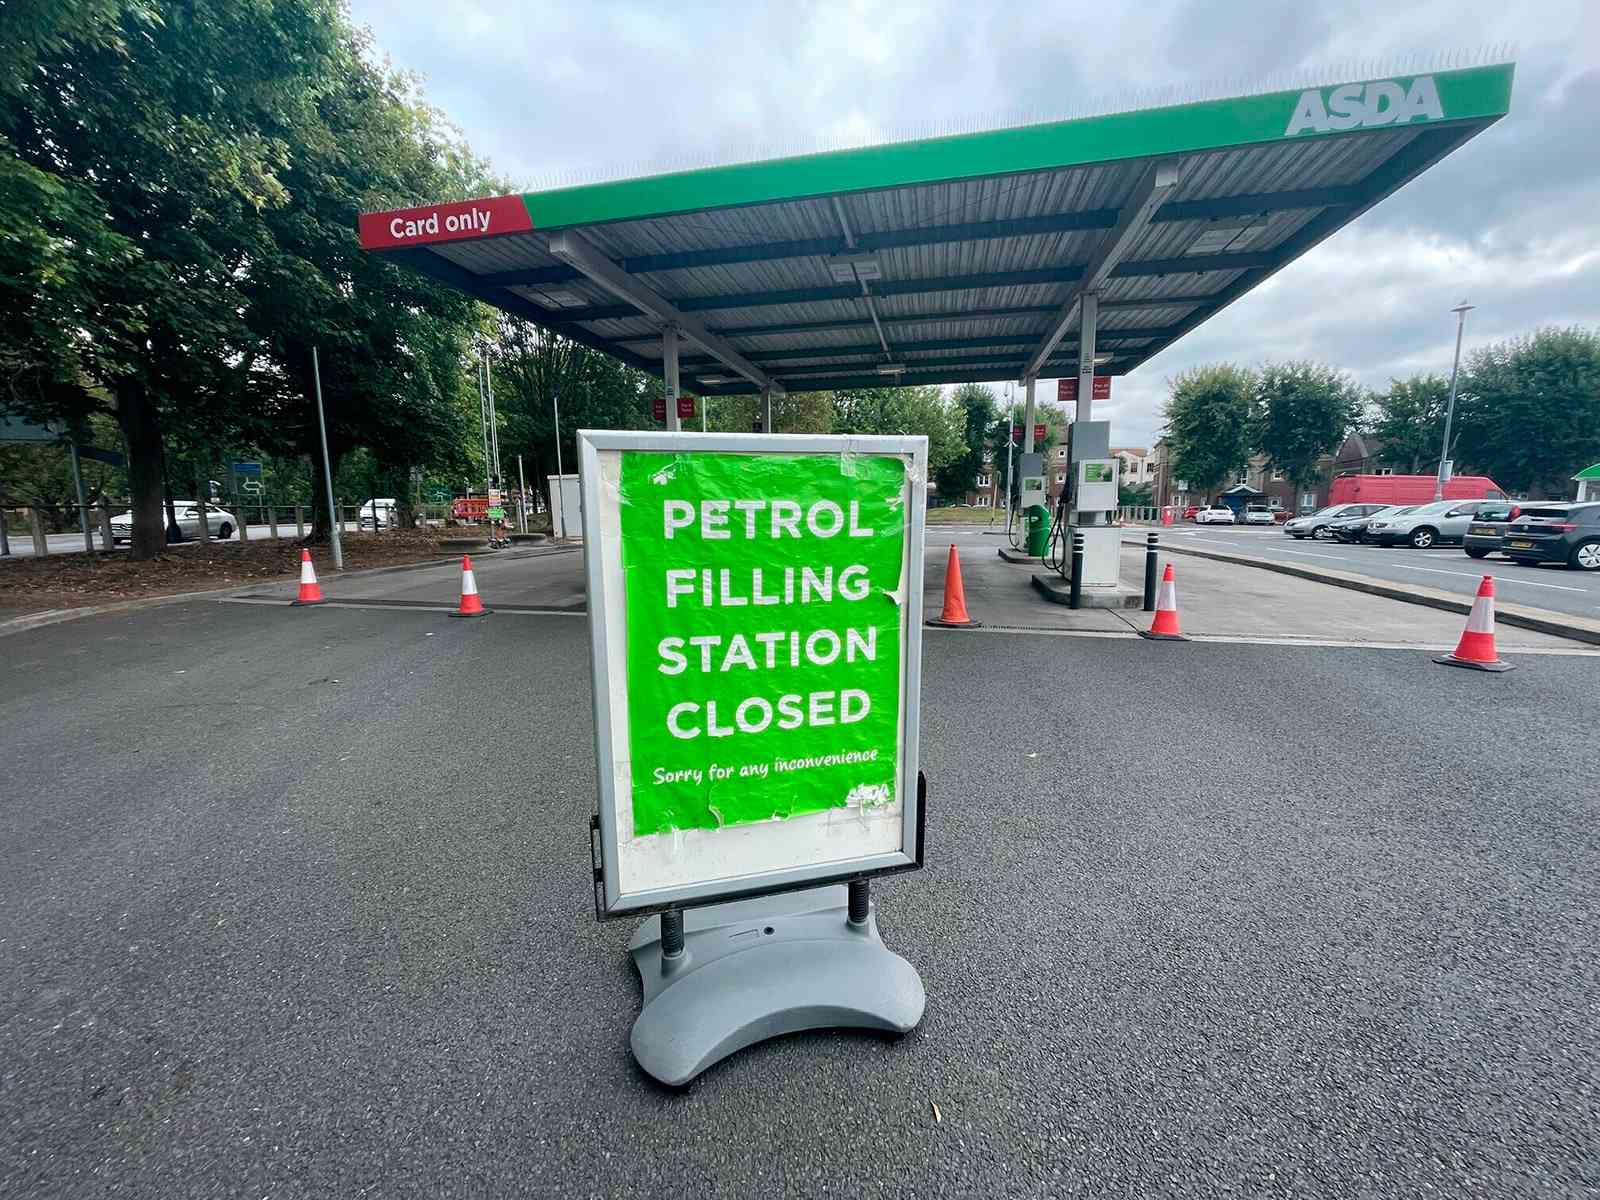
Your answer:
(618, 451), (906, 837)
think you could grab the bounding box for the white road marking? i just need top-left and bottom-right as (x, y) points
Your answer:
(1387, 563), (1585, 592)
(922, 623), (1600, 654)
(1275, 548), (1349, 562)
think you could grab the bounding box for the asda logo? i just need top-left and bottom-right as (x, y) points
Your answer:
(1285, 76), (1444, 135)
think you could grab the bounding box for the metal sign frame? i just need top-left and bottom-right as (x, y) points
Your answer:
(577, 430), (927, 918)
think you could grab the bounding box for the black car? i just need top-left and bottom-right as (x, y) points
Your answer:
(1462, 502), (1560, 558)
(1501, 502), (1600, 570)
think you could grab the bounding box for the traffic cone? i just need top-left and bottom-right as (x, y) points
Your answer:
(1434, 576), (1514, 672)
(926, 544), (980, 628)
(449, 555), (490, 618)
(290, 549), (324, 606)
(1139, 563), (1188, 641)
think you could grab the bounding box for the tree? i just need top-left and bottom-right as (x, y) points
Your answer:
(490, 317), (654, 507)
(831, 386), (963, 474)
(1253, 361), (1362, 500)
(933, 383), (996, 503)
(1370, 374), (1450, 473)
(985, 402), (1067, 508)
(1456, 328), (1600, 494)
(1160, 365), (1253, 493)
(4, 0), (348, 557)
(705, 389), (834, 435)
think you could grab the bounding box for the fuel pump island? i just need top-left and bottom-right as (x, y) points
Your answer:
(356, 60), (1513, 1081)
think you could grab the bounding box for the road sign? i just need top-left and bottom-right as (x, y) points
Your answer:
(231, 461), (262, 476)
(577, 431), (926, 916)
(241, 479), (264, 495)
(1033, 423), (1046, 443)
(1057, 377), (1112, 404)
(429, 486), (451, 502)
(652, 396), (667, 422)
(1011, 424), (1021, 440)
(0, 415), (64, 443)
(676, 395), (696, 420)
(77, 445), (125, 467)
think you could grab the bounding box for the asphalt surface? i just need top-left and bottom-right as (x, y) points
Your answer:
(1154, 524), (1600, 619)
(4, 600), (1598, 1198)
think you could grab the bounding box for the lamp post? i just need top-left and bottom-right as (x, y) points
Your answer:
(1434, 301), (1475, 502)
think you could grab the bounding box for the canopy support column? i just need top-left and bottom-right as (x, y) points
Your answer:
(663, 326), (681, 432)
(760, 387), (774, 434)
(1077, 293), (1099, 423)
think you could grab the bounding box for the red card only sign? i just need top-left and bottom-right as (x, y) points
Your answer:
(357, 196), (534, 250)
(677, 396), (696, 420)
(1057, 377), (1112, 404)
(652, 396), (667, 422)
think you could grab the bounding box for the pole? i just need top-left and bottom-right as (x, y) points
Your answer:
(552, 390), (565, 538)
(1143, 532), (1159, 611)
(486, 351), (502, 488)
(477, 348), (493, 501)
(0, 501), (9, 556)
(516, 454), (528, 534)
(68, 441), (92, 553)
(312, 346), (343, 570)
(1435, 302), (1474, 502)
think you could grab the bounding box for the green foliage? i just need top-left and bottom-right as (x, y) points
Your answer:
(1370, 374), (1449, 474)
(1253, 361), (1362, 490)
(934, 383), (996, 502)
(1161, 364), (1254, 491)
(705, 390), (834, 435)
(831, 386), (962, 472)
(984, 401), (1067, 507)
(1457, 327), (1600, 494)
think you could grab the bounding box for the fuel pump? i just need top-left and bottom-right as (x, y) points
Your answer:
(1063, 420), (1120, 586)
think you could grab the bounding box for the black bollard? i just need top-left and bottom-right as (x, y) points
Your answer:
(1069, 532), (1084, 610)
(1144, 531), (1159, 611)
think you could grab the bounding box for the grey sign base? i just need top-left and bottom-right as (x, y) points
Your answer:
(627, 884), (926, 1087)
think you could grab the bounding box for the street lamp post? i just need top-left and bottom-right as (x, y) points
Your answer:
(1434, 301), (1475, 502)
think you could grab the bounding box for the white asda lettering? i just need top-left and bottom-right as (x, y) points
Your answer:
(387, 207), (494, 241)
(1284, 76), (1444, 136)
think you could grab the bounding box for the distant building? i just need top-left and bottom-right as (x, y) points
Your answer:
(1111, 447), (1153, 489)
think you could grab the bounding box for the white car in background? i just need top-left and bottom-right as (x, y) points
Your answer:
(1195, 503), (1236, 525)
(359, 498), (399, 529)
(1243, 503), (1275, 525)
(110, 502), (239, 543)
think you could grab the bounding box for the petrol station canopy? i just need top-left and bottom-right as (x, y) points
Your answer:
(358, 62), (1514, 401)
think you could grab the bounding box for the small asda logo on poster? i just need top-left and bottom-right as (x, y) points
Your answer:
(1284, 76), (1444, 135)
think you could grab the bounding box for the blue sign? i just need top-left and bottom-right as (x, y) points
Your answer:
(231, 461), (262, 476)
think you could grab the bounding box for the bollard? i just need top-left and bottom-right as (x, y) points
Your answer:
(99, 499), (115, 551)
(1069, 531), (1084, 609)
(295, 505), (304, 538)
(1144, 532), (1159, 611)
(269, 505), (279, 540)
(238, 505), (249, 542)
(847, 879), (871, 927)
(0, 505), (10, 556)
(29, 506), (50, 557)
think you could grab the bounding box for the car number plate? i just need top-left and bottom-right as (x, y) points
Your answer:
(1468, 525), (1493, 535)
(1506, 539), (1534, 549)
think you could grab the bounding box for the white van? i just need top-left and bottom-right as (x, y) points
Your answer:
(359, 498), (398, 529)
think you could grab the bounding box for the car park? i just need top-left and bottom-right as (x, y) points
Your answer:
(1282, 503), (1388, 540)
(1501, 502), (1600, 570)
(1194, 503), (1236, 525)
(1366, 499), (1499, 548)
(1242, 503), (1274, 526)
(1329, 504), (1411, 544)
(110, 501), (239, 543)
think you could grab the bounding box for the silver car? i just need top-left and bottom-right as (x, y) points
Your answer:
(111, 501), (239, 543)
(1367, 499), (1499, 548)
(1282, 503), (1388, 540)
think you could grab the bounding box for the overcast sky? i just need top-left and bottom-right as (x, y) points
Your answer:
(350, 0), (1600, 448)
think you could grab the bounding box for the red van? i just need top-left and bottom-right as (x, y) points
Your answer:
(1327, 474), (1504, 506)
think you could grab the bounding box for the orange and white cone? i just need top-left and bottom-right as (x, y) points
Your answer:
(1139, 562), (1188, 641)
(1434, 575), (1514, 672)
(449, 555), (490, 618)
(290, 549), (324, 606)
(926, 544), (980, 628)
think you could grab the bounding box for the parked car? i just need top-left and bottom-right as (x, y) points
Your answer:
(1242, 503), (1275, 526)
(1182, 504), (1201, 521)
(1194, 503), (1236, 525)
(1461, 502), (1555, 558)
(359, 498), (399, 529)
(110, 501), (239, 544)
(1329, 504), (1412, 544)
(1501, 502), (1600, 570)
(1366, 499), (1501, 548)
(1282, 503), (1388, 540)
